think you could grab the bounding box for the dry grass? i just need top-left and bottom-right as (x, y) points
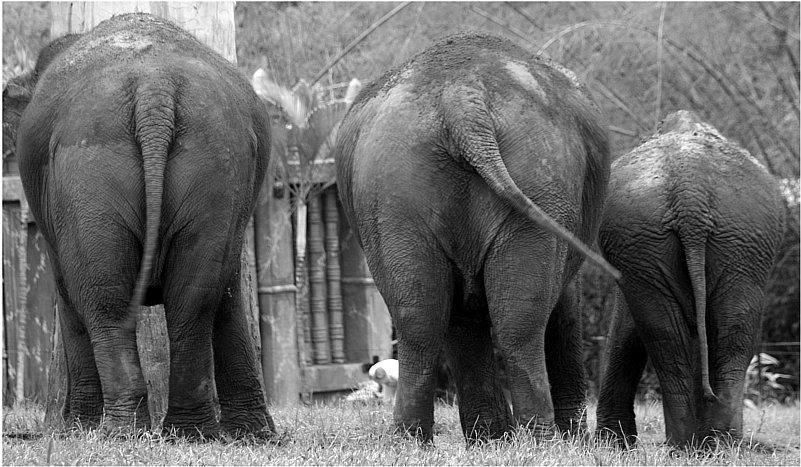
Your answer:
(3, 399), (798, 466)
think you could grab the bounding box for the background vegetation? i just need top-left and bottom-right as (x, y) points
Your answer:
(3, 2), (799, 400)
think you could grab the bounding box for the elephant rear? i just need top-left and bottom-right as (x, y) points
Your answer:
(335, 32), (612, 442)
(15, 13), (273, 438)
(597, 110), (785, 448)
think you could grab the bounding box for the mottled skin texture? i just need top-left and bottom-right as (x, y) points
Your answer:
(335, 32), (611, 442)
(13, 13), (274, 438)
(595, 110), (785, 449)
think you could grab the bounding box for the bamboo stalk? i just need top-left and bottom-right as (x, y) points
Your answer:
(466, 4), (538, 48)
(653, 2), (667, 133)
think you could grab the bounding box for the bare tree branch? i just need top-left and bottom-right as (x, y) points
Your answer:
(504, 2), (546, 34)
(756, 2), (801, 91)
(727, 2), (801, 41)
(465, 4), (538, 48)
(310, 2), (411, 86)
(654, 2), (667, 133)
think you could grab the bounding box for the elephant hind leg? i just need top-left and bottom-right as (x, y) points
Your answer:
(701, 276), (764, 442)
(54, 230), (150, 433)
(545, 278), (588, 438)
(365, 242), (453, 442)
(625, 281), (698, 448)
(212, 270), (274, 439)
(54, 290), (104, 428)
(444, 321), (513, 443)
(160, 248), (222, 439)
(595, 290), (647, 449)
(79, 285), (150, 433)
(483, 231), (559, 437)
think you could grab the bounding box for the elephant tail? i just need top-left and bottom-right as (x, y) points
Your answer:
(681, 237), (717, 402)
(129, 80), (176, 312)
(442, 84), (621, 281)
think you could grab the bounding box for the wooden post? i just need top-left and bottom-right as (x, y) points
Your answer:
(254, 184), (302, 404)
(46, 1), (252, 426)
(135, 305), (169, 424)
(294, 202), (314, 370)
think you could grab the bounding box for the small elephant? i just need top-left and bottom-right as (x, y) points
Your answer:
(335, 32), (617, 442)
(10, 13), (274, 438)
(595, 110), (786, 449)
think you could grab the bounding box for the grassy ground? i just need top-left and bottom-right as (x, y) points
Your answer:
(2, 399), (799, 466)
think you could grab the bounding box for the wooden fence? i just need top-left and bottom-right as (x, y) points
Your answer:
(258, 182), (394, 402)
(3, 177), (56, 406)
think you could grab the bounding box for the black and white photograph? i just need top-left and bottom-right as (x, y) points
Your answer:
(2, 2), (799, 465)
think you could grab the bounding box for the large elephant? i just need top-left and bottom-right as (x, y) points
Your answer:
(595, 110), (785, 449)
(334, 32), (617, 442)
(9, 13), (274, 439)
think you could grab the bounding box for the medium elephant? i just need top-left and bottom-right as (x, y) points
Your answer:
(335, 32), (618, 442)
(9, 13), (274, 438)
(595, 110), (785, 449)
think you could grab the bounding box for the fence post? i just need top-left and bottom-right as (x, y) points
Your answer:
(254, 183), (302, 404)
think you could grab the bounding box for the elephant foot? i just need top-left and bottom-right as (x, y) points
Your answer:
(666, 441), (718, 459)
(99, 401), (151, 436)
(704, 428), (743, 449)
(162, 406), (220, 441)
(394, 420), (434, 443)
(64, 413), (103, 432)
(554, 406), (588, 440)
(666, 429), (742, 452)
(595, 425), (638, 450)
(63, 395), (104, 431)
(219, 410), (277, 440)
(461, 417), (513, 445)
(519, 418), (558, 440)
(161, 423), (222, 442)
(218, 424), (285, 445)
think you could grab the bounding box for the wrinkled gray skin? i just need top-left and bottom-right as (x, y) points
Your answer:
(335, 32), (614, 442)
(595, 110), (785, 449)
(10, 13), (274, 439)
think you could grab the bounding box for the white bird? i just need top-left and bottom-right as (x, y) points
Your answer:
(369, 358), (399, 404)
